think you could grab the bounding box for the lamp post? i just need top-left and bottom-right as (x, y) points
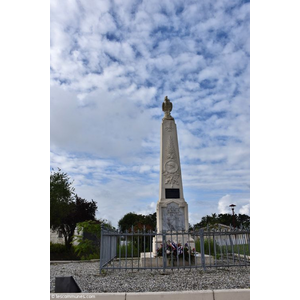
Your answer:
(229, 204), (236, 228)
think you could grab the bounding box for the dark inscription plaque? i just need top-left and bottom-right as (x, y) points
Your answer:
(165, 188), (180, 199)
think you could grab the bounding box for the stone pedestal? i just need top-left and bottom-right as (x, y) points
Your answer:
(140, 252), (214, 268)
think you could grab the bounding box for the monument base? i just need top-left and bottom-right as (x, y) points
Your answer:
(140, 252), (214, 268)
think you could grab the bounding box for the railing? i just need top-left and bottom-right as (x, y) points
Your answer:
(202, 226), (250, 268)
(99, 225), (250, 273)
(99, 227), (118, 270)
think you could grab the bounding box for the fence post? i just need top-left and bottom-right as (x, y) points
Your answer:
(99, 224), (104, 274)
(199, 229), (206, 271)
(162, 232), (166, 272)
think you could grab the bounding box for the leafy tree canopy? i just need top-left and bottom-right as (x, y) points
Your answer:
(194, 213), (250, 229)
(118, 212), (156, 232)
(50, 168), (75, 228)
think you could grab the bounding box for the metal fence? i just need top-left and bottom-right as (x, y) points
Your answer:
(99, 225), (250, 273)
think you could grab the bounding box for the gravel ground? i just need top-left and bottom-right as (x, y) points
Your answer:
(50, 260), (250, 293)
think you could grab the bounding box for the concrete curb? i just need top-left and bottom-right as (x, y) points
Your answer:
(50, 289), (250, 300)
(50, 259), (100, 264)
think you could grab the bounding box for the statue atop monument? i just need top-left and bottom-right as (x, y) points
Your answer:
(162, 96), (174, 120)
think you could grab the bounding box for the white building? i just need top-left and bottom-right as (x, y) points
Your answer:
(202, 224), (250, 246)
(50, 228), (81, 245)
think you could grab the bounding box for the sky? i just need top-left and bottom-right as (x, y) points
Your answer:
(50, 0), (250, 228)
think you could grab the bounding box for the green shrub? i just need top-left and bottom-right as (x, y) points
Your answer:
(194, 238), (221, 257)
(50, 242), (80, 260)
(204, 238), (221, 255)
(223, 243), (250, 256)
(72, 220), (101, 260)
(73, 238), (99, 260)
(50, 242), (66, 253)
(117, 242), (139, 257)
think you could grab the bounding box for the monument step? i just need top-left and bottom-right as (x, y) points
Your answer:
(140, 252), (214, 268)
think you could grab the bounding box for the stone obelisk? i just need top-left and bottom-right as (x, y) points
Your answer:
(156, 96), (189, 233)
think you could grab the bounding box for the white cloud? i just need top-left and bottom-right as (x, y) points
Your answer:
(218, 194), (233, 214)
(239, 204), (250, 215)
(136, 202), (156, 216)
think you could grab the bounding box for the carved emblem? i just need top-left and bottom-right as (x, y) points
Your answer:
(163, 136), (180, 187)
(164, 174), (180, 187)
(162, 203), (185, 231)
(165, 160), (178, 173)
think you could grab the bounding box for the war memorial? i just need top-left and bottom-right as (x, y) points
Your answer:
(157, 96), (189, 233)
(145, 96), (196, 265)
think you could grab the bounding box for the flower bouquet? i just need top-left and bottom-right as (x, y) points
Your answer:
(156, 241), (196, 263)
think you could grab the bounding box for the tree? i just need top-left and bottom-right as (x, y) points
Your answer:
(50, 169), (98, 249)
(59, 195), (97, 249)
(118, 212), (156, 253)
(50, 168), (75, 229)
(118, 212), (156, 232)
(194, 213), (220, 228)
(194, 213), (250, 229)
(143, 212), (156, 231)
(236, 214), (250, 227)
(217, 213), (233, 226)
